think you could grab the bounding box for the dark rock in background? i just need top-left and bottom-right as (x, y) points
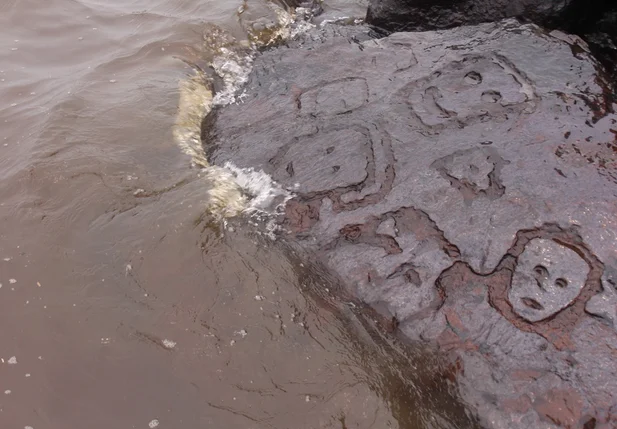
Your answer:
(365, 0), (617, 79)
(207, 20), (617, 427)
(366, 0), (568, 32)
(365, 0), (615, 36)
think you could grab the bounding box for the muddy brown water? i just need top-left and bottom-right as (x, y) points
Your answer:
(0, 1), (477, 428)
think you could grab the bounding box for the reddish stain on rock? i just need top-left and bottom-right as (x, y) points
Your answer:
(283, 199), (321, 232)
(502, 394), (532, 415)
(534, 388), (583, 428)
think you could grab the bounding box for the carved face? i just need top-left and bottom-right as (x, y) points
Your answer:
(508, 239), (589, 322)
(406, 56), (531, 127)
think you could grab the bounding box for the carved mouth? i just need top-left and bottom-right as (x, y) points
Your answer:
(521, 297), (544, 311)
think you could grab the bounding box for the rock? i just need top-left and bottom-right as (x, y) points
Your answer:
(508, 239), (589, 323)
(365, 0), (615, 38)
(366, 0), (567, 32)
(207, 21), (617, 428)
(364, 0), (617, 79)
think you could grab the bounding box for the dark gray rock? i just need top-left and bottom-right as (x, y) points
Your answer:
(364, 0), (615, 37)
(365, 0), (569, 32)
(364, 0), (617, 79)
(207, 21), (617, 428)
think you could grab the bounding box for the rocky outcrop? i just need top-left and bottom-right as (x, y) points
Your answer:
(366, 0), (568, 32)
(207, 20), (617, 428)
(365, 0), (616, 36)
(365, 0), (617, 78)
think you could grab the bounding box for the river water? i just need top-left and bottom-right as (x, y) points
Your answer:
(0, 1), (476, 428)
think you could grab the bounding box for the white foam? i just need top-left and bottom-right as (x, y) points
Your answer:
(172, 3), (315, 226)
(222, 161), (292, 214)
(211, 48), (254, 106)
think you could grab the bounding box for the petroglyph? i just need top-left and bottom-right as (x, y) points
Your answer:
(397, 54), (536, 129)
(507, 238), (589, 322)
(299, 77), (369, 115)
(431, 147), (508, 202)
(208, 21), (617, 427)
(269, 126), (370, 193)
(586, 271), (617, 330)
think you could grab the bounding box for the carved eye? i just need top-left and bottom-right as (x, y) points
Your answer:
(481, 90), (502, 103)
(464, 71), (482, 85)
(533, 265), (548, 276)
(555, 278), (568, 288)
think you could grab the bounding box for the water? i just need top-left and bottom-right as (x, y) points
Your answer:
(0, 1), (476, 428)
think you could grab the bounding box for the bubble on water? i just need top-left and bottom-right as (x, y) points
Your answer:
(148, 419), (159, 428)
(9, 279), (16, 284)
(4, 390), (11, 394)
(162, 339), (176, 349)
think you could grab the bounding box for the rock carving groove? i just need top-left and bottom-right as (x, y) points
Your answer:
(209, 22), (617, 427)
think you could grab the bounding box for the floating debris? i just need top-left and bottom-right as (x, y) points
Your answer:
(148, 419), (159, 428)
(9, 279), (16, 284)
(8, 356), (17, 364)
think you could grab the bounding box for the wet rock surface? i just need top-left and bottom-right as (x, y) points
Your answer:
(207, 21), (617, 428)
(364, 0), (617, 80)
(365, 0), (572, 32)
(364, 0), (617, 43)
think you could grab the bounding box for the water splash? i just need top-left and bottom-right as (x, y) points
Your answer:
(172, 73), (212, 168)
(201, 163), (293, 238)
(222, 161), (292, 215)
(171, 1), (312, 224)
